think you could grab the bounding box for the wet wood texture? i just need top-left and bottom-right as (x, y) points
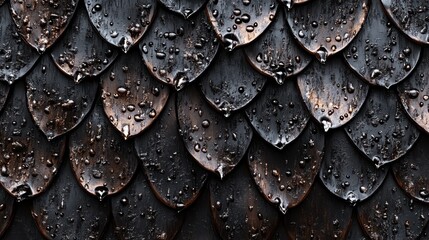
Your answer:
(1, 0), (429, 239)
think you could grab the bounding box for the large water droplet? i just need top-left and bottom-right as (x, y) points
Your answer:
(405, 89), (420, 99)
(119, 37), (132, 53)
(320, 117), (332, 132)
(13, 184), (33, 202)
(74, 72), (84, 83)
(370, 69), (382, 79)
(275, 197), (287, 214)
(223, 33), (239, 51)
(174, 72), (188, 91)
(216, 164), (226, 179)
(419, 189), (429, 198)
(219, 101), (233, 117)
(182, 8), (193, 19)
(316, 47), (328, 64)
(346, 191), (358, 205)
(122, 124), (130, 139)
(284, 0), (293, 9)
(372, 156), (382, 168)
(95, 186), (109, 201)
(202, 119), (210, 128)
(273, 69), (286, 85)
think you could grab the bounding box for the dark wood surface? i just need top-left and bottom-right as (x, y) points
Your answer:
(0, 0), (429, 239)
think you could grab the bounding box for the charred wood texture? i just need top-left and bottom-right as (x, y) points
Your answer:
(0, 0), (428, 239)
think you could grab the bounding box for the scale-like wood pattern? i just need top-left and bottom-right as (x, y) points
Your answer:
(1, 0), (429, 239)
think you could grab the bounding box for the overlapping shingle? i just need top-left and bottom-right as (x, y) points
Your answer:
(85, 0), (156, 53)
(140, 7), (219, 90)
(177, 84), (252, 179)
(0, 80), (66, 201)
(199, 48), (266, 115)
(248, 120), (324, 214)
(345, 87), (420, 167)
(0, 4), (39, 85)
(27, 54), (98, 140)
(344, 0), (421, 88)
(287, 0), (369, 63)
(358, 173), (429, 239)
(298, 56), (369, 131)
(2, 0), (429, 239)
(135, 93), (208, 209)
(244, 8), (312, 85)
(69, 100), (138, 200)
(210, 162), (279, 239)
(32, 158), (111, 239)
(51, 4), (119, 83)
(245, 79), (309, 149)
(320, 129), (388, 204)
(101, 49), (169, 139)
(206, 0), (278, 51)
(10, 0), (78, 53)
(381, 0), (429, 45)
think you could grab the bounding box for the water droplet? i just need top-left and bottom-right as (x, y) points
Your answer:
(127, 104), (135, 111)
(95, 186), (109, 201)
(202, 119), (210, 128)
(223, 33), (239, 51)
(346, 191), (358, 205)
(284, 0), (293, 9)
(117, 87), (127, 94)
(61, 99), (75, 110)
(320, 117), (332, 132)
(13, 184), (33, 202)
(0, 165), (8, 176)
(316, 47), (328, 64)
(122, 124), (130, 139)
(405, 89), (420, 99)
(74, 72), (84, 83)
(419, 189), (429, 198)
(335, 35), (342, 42)
(156, 52), (166, 59)
(119, 37), (132, 53)
(274, 70), (286, 85)
(110, 31), (119, 38)
(246, 25), (254, 32)
(403, 47), (411, 56)
(92, 169), (102, 179)
(93, 4), (102, 12)
(241, 14), (250, 23)
(370, 69), (382, 79)
(311, 21), (318, 28)
(359, 186), (367, 193)
(233, 9), (241, 16)
(404, 63), (412, 71)
(372, 156), (382, 168)
(219, 101), (232, 117)
(182, 8), (193, 19)
(149, 109), (156, 118)
(216, 164), (226, 179)
(347, 82), (355, 93)
(194, 143), (201, 152)
(174, 72), (188, 90)
(275, 197), (287, 214)
(120, 196), (129, 205)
